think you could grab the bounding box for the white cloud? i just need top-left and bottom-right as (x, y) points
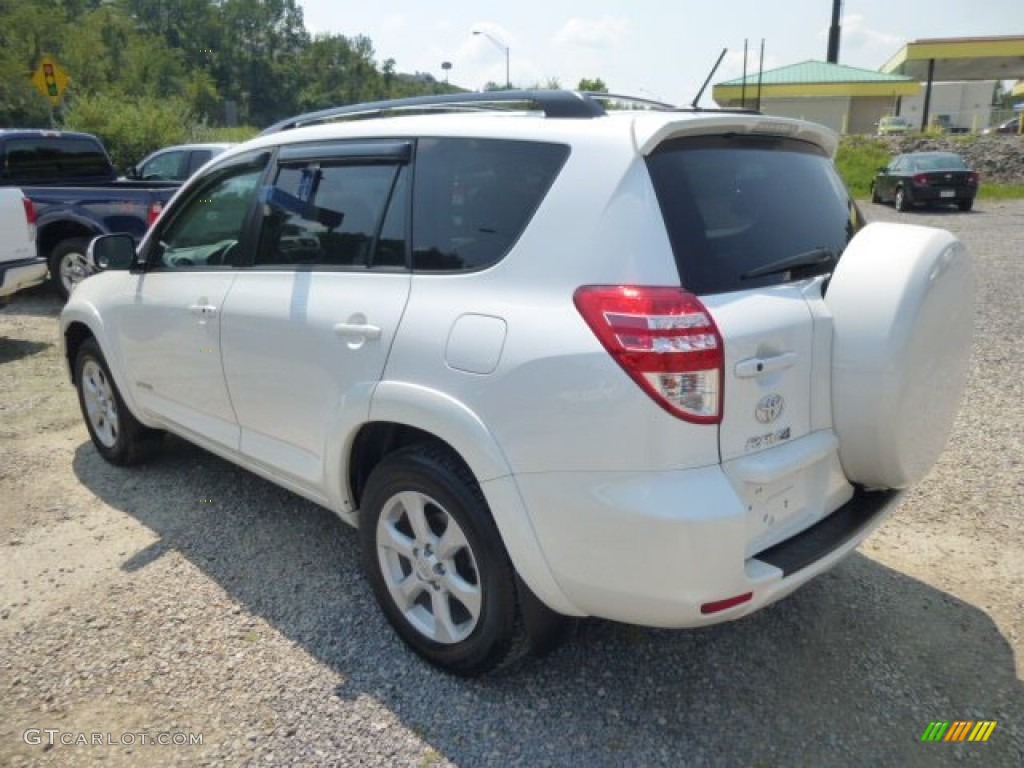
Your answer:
(552, 17), (630, 49)
(838, 14), (905, 52)
(718, 49), (783, 83)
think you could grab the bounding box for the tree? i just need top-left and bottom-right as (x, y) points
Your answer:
(577, 77), (608, 93)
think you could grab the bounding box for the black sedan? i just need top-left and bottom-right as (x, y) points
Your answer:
(870, 151), (979, 212)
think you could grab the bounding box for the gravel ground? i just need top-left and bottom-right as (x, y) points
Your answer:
(1, 200), (1022, 767)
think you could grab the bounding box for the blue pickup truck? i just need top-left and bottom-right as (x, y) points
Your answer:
(0, 129), (181, 299)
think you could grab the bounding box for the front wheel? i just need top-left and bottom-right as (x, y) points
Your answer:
(50, 237), (94, 300)
(74, 338), (163, 465)
(359, 447), (526, 676)
(870, 182), (881, 204)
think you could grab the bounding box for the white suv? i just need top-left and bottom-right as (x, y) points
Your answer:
(60, 91), (973, 676)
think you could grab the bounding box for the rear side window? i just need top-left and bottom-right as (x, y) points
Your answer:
(412, 138), (568, 272)
(2, 137), (111, 182)
(646, 135), (862, 295)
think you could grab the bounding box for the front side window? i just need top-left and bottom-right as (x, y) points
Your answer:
(646, 135), (863, 295)
(140, 151), (183, 180)
(255, 162), (403, 268)
(151, 166), (263, 269)
(412, 138), (568, 272)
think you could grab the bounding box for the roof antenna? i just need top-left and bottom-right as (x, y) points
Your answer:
(691, 48), (728, 109)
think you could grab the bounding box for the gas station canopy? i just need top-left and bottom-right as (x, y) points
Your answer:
(881, 36), (1024, 82)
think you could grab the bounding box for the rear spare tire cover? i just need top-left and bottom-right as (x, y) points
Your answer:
(826, 222), (973, 489)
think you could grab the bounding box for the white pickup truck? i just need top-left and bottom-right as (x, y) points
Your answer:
(0, 188), (45, 302)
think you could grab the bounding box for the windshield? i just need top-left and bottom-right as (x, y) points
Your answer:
(646, 135), (863, 295)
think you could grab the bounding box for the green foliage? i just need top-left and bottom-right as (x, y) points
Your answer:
(0, 0), (473, 165)
(62, 91), (193, 173)
(190, 125), (260, 144)
(577, 78), (608, 93)
(834, 136), (892, 198)
(977, 183), (1024, 200)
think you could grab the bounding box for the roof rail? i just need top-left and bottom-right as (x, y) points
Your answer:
(260, 90), (610, 135)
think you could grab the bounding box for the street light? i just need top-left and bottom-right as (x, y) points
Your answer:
(473, 30), (510, 89)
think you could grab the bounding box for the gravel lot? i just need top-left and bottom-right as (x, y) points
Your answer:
(1, 200), (1022, 767)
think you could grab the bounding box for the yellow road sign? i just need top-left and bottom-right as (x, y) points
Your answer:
(30, 56), (70, 105)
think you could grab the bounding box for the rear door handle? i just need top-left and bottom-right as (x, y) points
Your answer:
(734, 352), (797, 378)
(333, 322), (382, 341)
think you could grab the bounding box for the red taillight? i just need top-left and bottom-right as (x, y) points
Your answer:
(147, 201), (163, 227)
(911, 173), (930, 186)
(21, 195), (37, 241)
(700, 592), (753, 615)
(969, 172), (980, 185)
(573, 285), (724, 423)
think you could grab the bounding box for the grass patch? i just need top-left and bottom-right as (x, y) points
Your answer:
(978, 183), (1024, 200)
(834, 136), (890, 199)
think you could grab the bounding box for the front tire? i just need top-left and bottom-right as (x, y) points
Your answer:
(359, 446), (525, 676)
(74, 338), (163, 465)
(870, 182), (881, 204)
(50, 237), (94, 300)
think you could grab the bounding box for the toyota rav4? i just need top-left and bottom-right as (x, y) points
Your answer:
(60, 91), (974, 676)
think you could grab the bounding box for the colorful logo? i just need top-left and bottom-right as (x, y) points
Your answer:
(921, 721), (997, 742)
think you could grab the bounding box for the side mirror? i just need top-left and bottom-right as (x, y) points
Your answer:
(88, 233), (136, 271)
(876, 166), (888, 174)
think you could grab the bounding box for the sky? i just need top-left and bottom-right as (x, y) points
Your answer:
(297, 1), (1021, 105)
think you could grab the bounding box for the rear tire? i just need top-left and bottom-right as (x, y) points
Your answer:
(50, 237), (94, 301)
(360, 446), (543, 676)
(958, 198), (974, 212)
(894, 188), (909, 212)
(74, 338), (163, 466)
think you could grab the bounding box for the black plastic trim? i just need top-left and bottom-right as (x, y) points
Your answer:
(753, 490), (902, 577)
(277, 140), (413, 165)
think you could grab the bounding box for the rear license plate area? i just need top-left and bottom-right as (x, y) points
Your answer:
(744, 475), (809, 555)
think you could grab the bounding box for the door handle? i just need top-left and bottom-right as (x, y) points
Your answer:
(333, 322), (382, 341)
(734, 352), (797, 378)
(188, 303), (218, 317)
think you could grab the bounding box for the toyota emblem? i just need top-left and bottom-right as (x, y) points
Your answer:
(755, 394), (785, 424)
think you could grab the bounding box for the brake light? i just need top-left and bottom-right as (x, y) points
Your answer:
(147, 201), (163, 227)
(573, 285), (723, 423)
(969, 172), (980, 185)
(911, 173), (930, 186)
(21, 196), (37, 241)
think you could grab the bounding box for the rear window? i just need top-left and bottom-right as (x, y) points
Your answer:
(2, 137), (112, 182)
(412, 138), (568, 272)
(646, 135), (862, 295)
(914, 153), (968, 171)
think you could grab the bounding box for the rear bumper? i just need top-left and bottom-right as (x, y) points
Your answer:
(0, 255), (47, 299)
(515, 456), (900, 627)
(908, 185), (975, 203)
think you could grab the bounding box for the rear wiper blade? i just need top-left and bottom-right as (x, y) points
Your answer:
(741, 247), (838, 280)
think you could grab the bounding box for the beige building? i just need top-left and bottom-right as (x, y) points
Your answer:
(712, 60), (918, 134)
